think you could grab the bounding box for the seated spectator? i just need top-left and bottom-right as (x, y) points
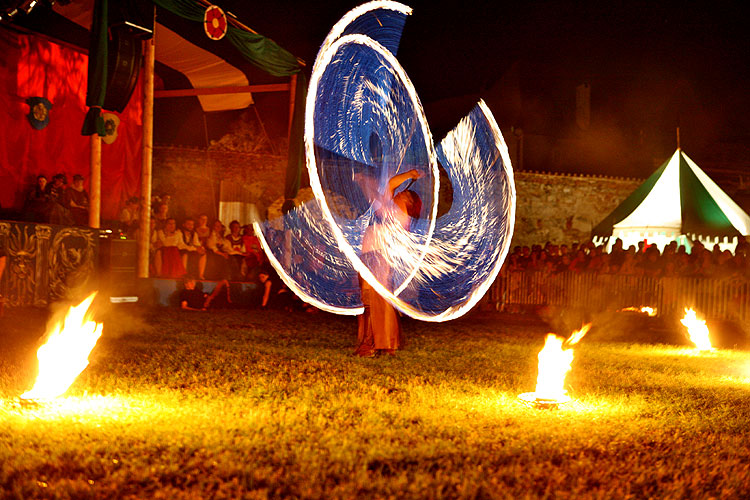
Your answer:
(154, 218), (186, 278)
(64, 174), (90, 226)
(180, 217), (206, 280)
(195, 214), (211, 248)
(118, 196), (140, 237)
(45, 173), (73, 225)
(24, 174), (51, 222)
(206, 220), (231, 280)
(153, 202), (169, 231)
(258, 266), (293, 310)
(180, 278), (231, 310)
(225, 220), (247, 280)
(242, 224), (264, 280)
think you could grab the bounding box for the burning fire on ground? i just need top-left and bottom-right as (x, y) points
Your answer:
(618, 306), (657, 317)
(680, 308), (713, 351)
(21, 292), (103, 401)
(519, 323), (591, 408)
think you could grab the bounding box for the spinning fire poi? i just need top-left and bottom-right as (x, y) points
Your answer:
(519, 324), (592, 408)
(253, 1), (515, 322)
(21, 292), (103, 401)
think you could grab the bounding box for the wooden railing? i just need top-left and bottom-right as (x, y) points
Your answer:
(486, 271), (750, 322)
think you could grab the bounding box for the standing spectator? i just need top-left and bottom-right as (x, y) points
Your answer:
(64, 174), (90, 226)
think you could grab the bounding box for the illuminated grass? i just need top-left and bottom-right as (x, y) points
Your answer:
(1, 308), (750, 499)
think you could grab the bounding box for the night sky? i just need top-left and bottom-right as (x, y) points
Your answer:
(155, 0), (748, 177)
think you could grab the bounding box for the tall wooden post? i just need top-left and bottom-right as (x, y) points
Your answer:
(88, 133), (101, 227)
(138, 25), (155, 278)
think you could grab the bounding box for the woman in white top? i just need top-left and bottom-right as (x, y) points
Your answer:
(154, 218), (186, 278)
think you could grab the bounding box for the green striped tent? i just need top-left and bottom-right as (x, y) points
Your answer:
(592, 149), (750, 252)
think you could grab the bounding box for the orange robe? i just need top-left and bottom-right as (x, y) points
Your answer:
(354, 252), (403, 355)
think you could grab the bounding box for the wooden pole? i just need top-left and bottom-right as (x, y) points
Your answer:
(88, 133), (101, 228)
(676, 127), (681, 150)
(138, 22), (155, 278)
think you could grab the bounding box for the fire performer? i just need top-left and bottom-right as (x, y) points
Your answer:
(354, 169), (423, 357)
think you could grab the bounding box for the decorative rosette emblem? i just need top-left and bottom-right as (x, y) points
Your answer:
(101, 113), (120, 144)
(204, 5), (228, 40)
(26, 97), (52, 130)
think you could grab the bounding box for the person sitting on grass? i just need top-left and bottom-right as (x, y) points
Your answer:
(258, 266), (293, 310)
(179, 278), (231, 311)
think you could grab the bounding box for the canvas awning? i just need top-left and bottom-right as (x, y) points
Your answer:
(592, 149), (750, 251)
(54, 0), (255, 112)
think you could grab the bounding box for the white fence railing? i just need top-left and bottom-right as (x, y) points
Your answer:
(487, 271), (750, 322)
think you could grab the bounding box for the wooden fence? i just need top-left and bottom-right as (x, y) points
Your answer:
(487, 271), (750, 322)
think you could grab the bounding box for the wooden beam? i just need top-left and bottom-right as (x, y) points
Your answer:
(154, 83), (290, 99)
(88, 134), (101, 228)
(138, 26), (156, 278)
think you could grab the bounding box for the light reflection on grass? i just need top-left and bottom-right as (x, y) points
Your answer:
(1, 308), (749, 498)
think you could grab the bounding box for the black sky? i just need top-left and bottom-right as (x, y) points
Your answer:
(158, 0), (748, 175)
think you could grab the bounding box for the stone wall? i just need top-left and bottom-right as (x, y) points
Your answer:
(511, 171), (642, 248)
(153, 145), (642, 248)
(153, 145), (286, 222)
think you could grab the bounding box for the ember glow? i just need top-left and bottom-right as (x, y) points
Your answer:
(519, 324), (591, 407)
(619, 306), (657, 317)
(680, 308), (713, 351)
(21, 292), (103, 400)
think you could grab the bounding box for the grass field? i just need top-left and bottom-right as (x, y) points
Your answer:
(2, 304), (750, 499)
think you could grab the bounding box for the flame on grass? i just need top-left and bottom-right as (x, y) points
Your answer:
(680, 308), (713, 351)
(519, 324), (591, 406)
(619, 306), (657, 317)
(20, 292), (103, 400)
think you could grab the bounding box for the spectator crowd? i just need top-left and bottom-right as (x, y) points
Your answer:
(23, 173), (90, 226)
(504, 238), (750, 280)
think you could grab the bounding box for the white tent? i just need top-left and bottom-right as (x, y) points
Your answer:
(592, 149), (750, 252)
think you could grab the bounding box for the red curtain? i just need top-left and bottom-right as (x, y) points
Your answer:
(0, 29), (142, 221)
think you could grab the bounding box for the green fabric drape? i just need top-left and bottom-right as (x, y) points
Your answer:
(679, 155), (740, 237)
(151, 0), (300, 77)
(81, 0), (108, 136)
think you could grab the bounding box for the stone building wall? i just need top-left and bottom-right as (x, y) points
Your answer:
(511, 171), (642, 248)
(152, 145), (643, 248)
(152, 145), (286, 222)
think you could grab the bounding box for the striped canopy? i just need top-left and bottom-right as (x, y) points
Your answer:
(592, 149), (750, 251)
